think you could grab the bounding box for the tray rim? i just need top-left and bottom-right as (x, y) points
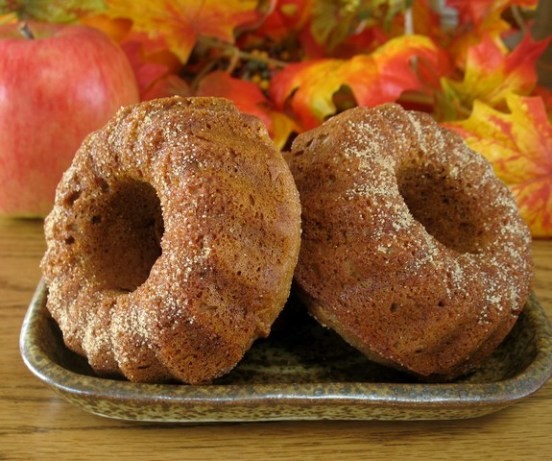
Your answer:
(20, 279), (552, 422)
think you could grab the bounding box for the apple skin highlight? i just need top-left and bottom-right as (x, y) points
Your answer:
(0, 23), (140, 217)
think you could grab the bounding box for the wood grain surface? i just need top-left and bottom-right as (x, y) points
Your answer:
(0, 217), (551, 461)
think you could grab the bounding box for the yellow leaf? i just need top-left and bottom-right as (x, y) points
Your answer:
(105, 0), (261, 62)
(268, 109), (300, 150)
(446, 95), (552, 237)
(438, 34), (549, 120)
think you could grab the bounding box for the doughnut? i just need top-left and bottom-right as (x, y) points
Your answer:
(286, 103), (533, 380)
(41, 96), (302, 384)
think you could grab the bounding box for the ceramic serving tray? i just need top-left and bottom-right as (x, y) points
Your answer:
(20, 279), (552, 423)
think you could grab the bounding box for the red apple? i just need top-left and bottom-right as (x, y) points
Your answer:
(0, 22), (140, 217)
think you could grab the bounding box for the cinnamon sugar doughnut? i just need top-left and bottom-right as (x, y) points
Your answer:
(41, 96), (302, 384)
(287, 103), (533, 380)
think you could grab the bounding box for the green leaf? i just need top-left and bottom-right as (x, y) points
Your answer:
(0, 0), (106, 23)
(309, 0), (412, 50)
(310, 0), (362, 50)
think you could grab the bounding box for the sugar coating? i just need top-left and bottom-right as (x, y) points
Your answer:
(41, 96), (302, 384)
(287, 103), (533, 381)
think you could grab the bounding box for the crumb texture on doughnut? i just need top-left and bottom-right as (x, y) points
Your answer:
(41, 96), (302, 384)
(287, 103), (533, 381)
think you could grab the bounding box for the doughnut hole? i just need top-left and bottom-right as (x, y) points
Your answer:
(81, 178), (164, 292)
(396, 162), (486, 254)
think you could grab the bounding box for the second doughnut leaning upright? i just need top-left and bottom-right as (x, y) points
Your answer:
(286, 103), (533, 381)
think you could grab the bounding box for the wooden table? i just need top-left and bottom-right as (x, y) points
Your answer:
(1, 217), (551, 461)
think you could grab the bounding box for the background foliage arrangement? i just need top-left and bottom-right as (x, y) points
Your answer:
(1, 0), (551, 236)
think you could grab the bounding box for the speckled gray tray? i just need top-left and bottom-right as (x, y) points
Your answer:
(20, 279), (552, 422)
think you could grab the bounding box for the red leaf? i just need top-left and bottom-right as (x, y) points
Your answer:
(269, 35), (443, 129)
(196, 71), (298, 149)
(437, 33), (550, 120)
(196, 71), (271, 127)
(446, 0), (537, 26)
(249, 0), (313, 41)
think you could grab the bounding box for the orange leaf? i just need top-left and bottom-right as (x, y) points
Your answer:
(80, 14), (132, 42)
(105, 0), (262, 62)
(141, 74), (191, 100)
(510, 179), (552, 239)
(196, 71), (271, 127)
(268, 109), (300, 150)
(446, 0), (537, 26)
(445, 9), (506, 71)
(446, 95), (552, 237)
(444, 0), (538, 70)
(118, 32), (187, 100)
(438, 34), (550, 120)
(269, 34), (442, 129)
(81, 14), (187, 100)
(250, 0), (313, 41)
(532, 86), (552, 121)
(412, 0), (445, 46)
(196, 71), (297, 149)
(341, 36), (445, 104)
(121, 40), (171, 94)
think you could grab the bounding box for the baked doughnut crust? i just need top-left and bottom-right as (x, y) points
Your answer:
(41, 97), (302, 384)
(287, 103), (533, 380)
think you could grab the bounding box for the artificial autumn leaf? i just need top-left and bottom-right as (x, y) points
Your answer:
(447, 10), (509, 71)
(533, 86), (552, 121)
(301, 6), (406, 59)
(268, 109), (300, 150)
(327, 25), (390, 58)
(269, 34), (441, 129)
(195, 71), (297, 148)
(0, 0), (106, 22)
(105, 0), (262, 62)
(121, 36), (188, 100)
(446, 95), (552, 237)
(80, 13), (132, 42)
(123, 41), (168, 91)
(141, 74), (191, 100)
(81, 14), (186, 100)
(245, 0), (313, 41)
(196, 71), (272, 126)
(125, 32), (182, 73)
(411, 0), (446, 44)
(438, 33), (550, 120)
(446, 0), (537, 26)
(309, 0), (360, 51)
(444, 0), (537, 70)
(310, 0), (410, 51)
